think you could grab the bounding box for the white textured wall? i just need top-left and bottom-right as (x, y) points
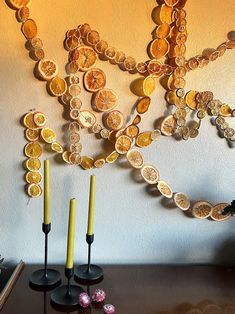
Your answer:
(1, 0), (235, 265)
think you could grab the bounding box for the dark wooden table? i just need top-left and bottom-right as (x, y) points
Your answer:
(2, 265), (235, 313)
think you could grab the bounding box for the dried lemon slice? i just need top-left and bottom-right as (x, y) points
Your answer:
(25, 129), (39, 141)
(174, 192), (190, 211)
(25, 158), (41, 171)
(219, 104), (232, 117)
(80, 156), (94, 170)
(106, 151), (119, 163)
(151, 129), (161, 141)
(94, 158), (106, 168)
(68, 84), (81, 97)
(104, 110), (124, 131)
(157, 180), (173, 198)
(136, 132), (152, 148)
(33, 112), (46, 127)
(143, 76), (156, 96)
(24, 141), (42, 158)
(25, 171), (42, 184)
(84, 68), (106, 92)
(21, 19), (37, 39)
(115, 135), (132, 154)
(38, 59), (58, 81)
(141, 165), (159, 184)
(94, 88), (118, 112)
(62, 151), (71, 164)
(23, 112), (38, 130)
(192, 201), (213, 219)
(27, 183), (42, 198)
(41, 128), (56, 143)
(51, 142), (63, 153)
(149, 39), (169, 59)
(78, 110), (96, 128)
(161, 115), (177, 136)
(211, 203), (231, 221)
(136, 97), (151, 114)
(185, 91), (198, 110)
(126, 149), (144, 169)
(49, 76), (67, 97)
(76, 46), (97, 71)
(125, 125), (139, 138)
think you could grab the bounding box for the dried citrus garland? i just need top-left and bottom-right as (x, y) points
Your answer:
(6, 0), (235, 221)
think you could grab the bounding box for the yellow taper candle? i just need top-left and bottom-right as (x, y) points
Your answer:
(66, 198), (76, 269)
(44, 160), (50, 225)
(87, 175), (96, 236)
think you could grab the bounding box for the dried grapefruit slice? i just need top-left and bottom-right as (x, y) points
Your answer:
(25, 158), (41, 171)
(161, 115), (177, 136)
(38, 59), (58, 80)
(126, 149), (144, 169)
(21, 19), (37, 39)
(115, 135), (132, 154)
(106, 151), (119, 163)
(49, 76), (67, 97)
(174, 192), (190, 210)
(80, 156), (94, 170)
(25, 171), (42, 184)
(25, 128), (39, 141)
(104, 110), (124, 131)
(41, 128), (56, 143)
(136, 132), (152, 148)
(23, 112), (38, 130)
(149, 39), (169, 59)
(157, 180), (173, 198)
(51, 142), (63, 153)
(27, 183), (42, 198)
(78, 110), (96, 128)
(84, 68), (106, 92)
(76, 46), (97, 71)
(136, 97), (151, 114)
(125, 124), (139, 138)
(94, 88), (118, 112)
(192, 201), (213, 219)
(141, 165), (159, 184)
(211, 203), (231, 221)
(24, 141), (42, 158)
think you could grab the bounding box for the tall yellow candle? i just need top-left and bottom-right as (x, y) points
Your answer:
(87, 175), (96, 236)
(66, 198), (76, 269)
(44, 160), (50, 225)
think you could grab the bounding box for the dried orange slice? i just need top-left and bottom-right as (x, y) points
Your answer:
(132, 115), (141, 125)
(174, 192), (190, 211)
(104, 110), (124, 131)
(94, 88), (118, 112)
(78, 110), (96, 128)
(136, 97), (151, 114)
(51, 142), (63, 153)
(76, 46), (97, 71)
(123, 57), (136, 71)
(38, 59), (58, 81)
(69, 75), (79, 85)
(31, 37), (43, 49)
(80, 156), (94, 170)
(161, 115), (177, 136)
(157, 180), (173, 198)
(69, 152), (82, 165)
(84, 68), (106, 92)
(62, 151), (71, 164)
(80, 23), (91, 38)
(185, 90), (198, 110)
(152, 4), (174, 25)
(141, 165), (159, 184)
(68, 84), (81, 97)
(34, 48), (45, 61)
(23, 112), (38, 130)
(105, 47), (116, 60)
(17, 6), (30, 22)
(27, 183), (42, 198)
(165, 0), (179, 6)
(136, 132), (152, 148)
(106, 151), (119, 163)
(25, 171), (42, 184)
(192, 201), (213, 219)
(125, 124), (139, 138)
(95, 40), (108, 54)
(25, 158), (41, 171)
(114, 51), (126, 64)
(87, 30), (100, 46)
(24, 141), (42, 158)
(68, 60), (79, 74)
(41, 128), (56, 143)
(126, 149), (144, 169)
(219, 104), (232, 117)
(155, 23), (171, 39)
(211, 203), (231, 221)
(136, 62), (148, 74)
(149, 39), (169, 59)
(25, 128), (39, 141)
(7, 0), (31, 9)
(143, 76), (156, 96)
(94, 158), (106, 168)
(49, 76), (67, 97)
(65, 36), (80, 51)
(115, 135), (132, 154)
(21, 19), (37, 39)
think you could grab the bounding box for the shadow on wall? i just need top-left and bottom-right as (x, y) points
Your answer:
(214, 238), (235, 266)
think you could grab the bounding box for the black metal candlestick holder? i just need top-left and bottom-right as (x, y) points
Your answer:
(29, 223), (61, 288)
(75, 234), (103, 282)
(50, 267), (84, 307)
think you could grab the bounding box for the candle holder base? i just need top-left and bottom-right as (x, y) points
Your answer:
(29, 269), (61, 288)
(50, 285), (84, 307)
(75, 264), (103, 282)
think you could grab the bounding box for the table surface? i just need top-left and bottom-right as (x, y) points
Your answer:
(2, 264), (235, 314)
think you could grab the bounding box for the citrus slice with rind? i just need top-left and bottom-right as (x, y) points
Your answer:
(23, 112), (38, 130)
(192, 201), (213, 219)
(25, 158), (41, 171)
(51, 142), (63, 153)
(125, 124), (139, 138)
(185, 90), (198, 110)
(80, 156), (94, 170)
(100, 128), (110, 139)
(21, 19), (37, 39)
(76, 46), (97, 71)
(104, 110), (124, 131)
(38, 59), (58, 81)
(27, 183), (42, 198)
(141, 165), (160, 184)
(33, 112), (47, 127)
(155, 23), (171, 39)
(149, 39), (170, 59)
(136, 132), (152, 148)
(219, 104), (232, 117)
(164, 0), (179, 7)
(157, 180), (173, 198)
(106, 151), (119, 163)
(115, 135), (132, 154)
(136, 97), (151, 114)
(126, 149), (144, 169)
(25, 171), (42, 184)
(41, 128), (56, 143)
(78, 110), (96, 128)
(83, 68), (106, 92)
(70, 109), (80, 120)
(143, 76), (156, 96)
(17, 6), (30, 22)
(211, 203), (231, 221)
(69, 152), (82, 165)
(94, 158), (106, 168)
(86, 30), (100, 45)
(70, 97), (82, 110)
(174, 192), (190, 211)
(132, 115), (141, 125)
(24, 141), (42, 158)
(62, 151), (71, 164)
(25, 129), (39, 141)
(152, 4), (174, 24)
(68, 84), (81, 97)
(49, 76), (67, 97)
(161, 115), (177, 136)
(7, 0), (31, 9)
(94, 88), (118, 112)
(151, 129), (161, 141)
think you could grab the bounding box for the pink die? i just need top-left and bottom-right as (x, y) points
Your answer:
(103, 304), (115, 314)
(79, 292), (91, 308)
(92, 289), (106, 302)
